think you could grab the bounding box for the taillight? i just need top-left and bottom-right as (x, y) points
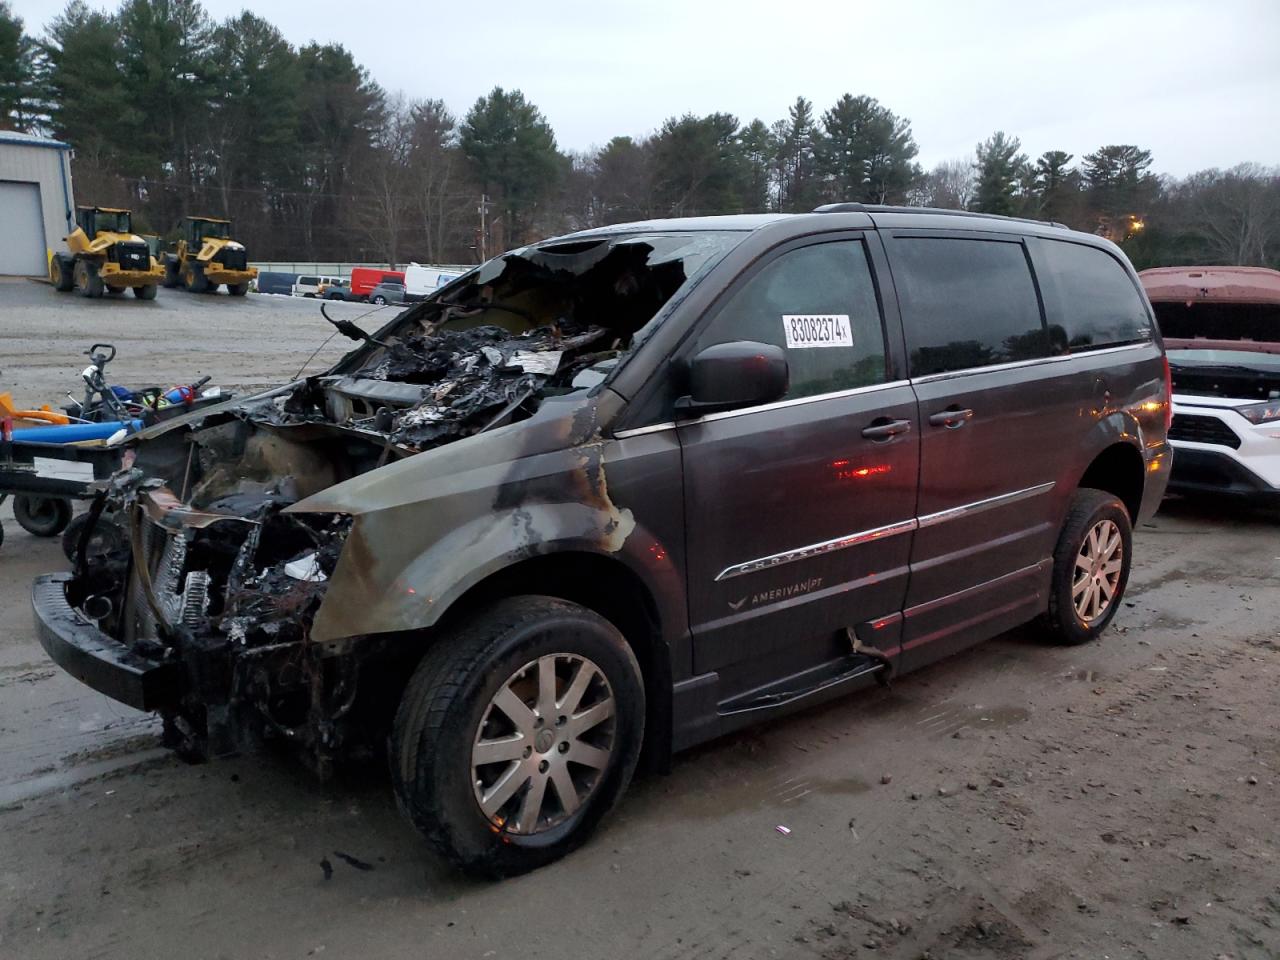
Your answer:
(1161, 355), (1173, 432)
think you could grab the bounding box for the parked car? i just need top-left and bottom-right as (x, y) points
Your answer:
(292, 275), (345, 298)
(349, 267), (405, 301)
(1140, 265), (1280, 500)
(368, 280), (406, 305)
(405, 262), (464, 301)
(254, 271), (297, 296)
(317, 279), (353, 300)
(34, 205), (1171, 878)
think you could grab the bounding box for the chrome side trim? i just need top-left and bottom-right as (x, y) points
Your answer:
(713, 481), (1057, 582)
(613, 379), (912, 438)
(910, 342), (1152, 385)
(714, 518), (918, 582)
(916, 481), (1056, 528)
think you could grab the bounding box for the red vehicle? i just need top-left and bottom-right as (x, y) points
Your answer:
(347, 267), (405, 300)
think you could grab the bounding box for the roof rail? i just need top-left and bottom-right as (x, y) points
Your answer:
(813, 203), (867, 213)
(814, 203), (1066, 229)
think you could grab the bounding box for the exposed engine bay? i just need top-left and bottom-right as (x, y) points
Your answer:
(66, 230), (737, 770)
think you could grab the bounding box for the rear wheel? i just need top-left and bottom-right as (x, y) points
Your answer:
(390, 596), (645, 877)
(227, 282), (249, 297)
(1039, 488), (1132, 645)
(13, 496), (73, 538)
(133, 284), (158, 300)
(74, 260), (104, 298)
(372, 295), (387, 305)
(50, 255), (74, 291)
(183, 262), (209, 293)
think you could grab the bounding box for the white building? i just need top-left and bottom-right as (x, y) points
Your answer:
(0, 131), (75, 277)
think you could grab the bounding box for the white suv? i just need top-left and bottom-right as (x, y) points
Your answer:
(1141, 266), (1280, 499)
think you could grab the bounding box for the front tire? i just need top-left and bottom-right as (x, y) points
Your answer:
(183, 262), (209, 293)
(390, 596), (645, 878)
(372, 295), (387, 305)
(1040, 488), (1132, 645)
(50, 255), (74, 291)
(13, 495), (73, 537)
(75, 260), (104, 298)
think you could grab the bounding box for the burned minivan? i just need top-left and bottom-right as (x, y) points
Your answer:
(36, 206), (1172, 875)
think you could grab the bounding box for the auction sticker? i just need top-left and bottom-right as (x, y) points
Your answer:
(782, 314), (853, 349)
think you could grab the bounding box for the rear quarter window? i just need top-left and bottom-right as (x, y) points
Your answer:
(1034, 239), (1152, 351)
(890, 236), (1048, 376)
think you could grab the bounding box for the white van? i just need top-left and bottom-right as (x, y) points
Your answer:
(404, 263), (466, 301)
(292, 275), (346, 298)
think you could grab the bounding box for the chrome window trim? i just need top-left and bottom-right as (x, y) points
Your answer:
(714, 518), (918, 582)
(613, 379), (912, 439)
(909, 341), (1152, 384)
(712, 481), (1057, 582)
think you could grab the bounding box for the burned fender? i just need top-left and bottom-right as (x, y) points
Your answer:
(287, 392), (681, 644)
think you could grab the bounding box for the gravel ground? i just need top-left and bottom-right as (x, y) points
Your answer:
(1, 279), (1277, 960)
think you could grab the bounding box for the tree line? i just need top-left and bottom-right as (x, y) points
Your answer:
(2, 0), (1276, 269)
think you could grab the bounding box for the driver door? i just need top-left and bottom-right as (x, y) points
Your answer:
(677, 235), (920, 694)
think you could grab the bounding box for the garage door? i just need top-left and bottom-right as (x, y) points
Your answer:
(0, 181), (48, 276)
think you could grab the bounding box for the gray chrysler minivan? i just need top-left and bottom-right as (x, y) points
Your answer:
(35, 205), (1172, 875)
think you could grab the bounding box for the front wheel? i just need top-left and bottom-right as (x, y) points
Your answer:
(13, 496), (73, 537)
(371, 295), (387, 305)
(1039, 488), (1132, 645)
(390, 596), (645, 877)
(50, 255), (74, 291)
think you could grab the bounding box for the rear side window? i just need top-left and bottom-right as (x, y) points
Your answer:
(891, 237), (1047, 376)
(299, 276), (317, 284)
(693, 240), (887, 400)
(1036, 240), (1152, 351)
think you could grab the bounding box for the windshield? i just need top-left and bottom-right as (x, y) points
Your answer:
(316, 230), (746, 450)
(1168, 349), (1280, 370)
(196, 221), (230, 241)
(94, 211), (131, 234)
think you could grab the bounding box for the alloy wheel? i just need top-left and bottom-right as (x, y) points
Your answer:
(471, 653), (616, 836)
(1072, 518), (1123, 622)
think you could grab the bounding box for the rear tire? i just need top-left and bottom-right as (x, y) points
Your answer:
(133, 284), (158, 300)
(13, 496), (73, 538)
(1039, 488), (1132, 645)
(50, 255), (74, 291)
(163, 258), (181, 288)
(390, 596), (645, 878)
(227, 282), (248, 297)
(372, 295), (387, 305)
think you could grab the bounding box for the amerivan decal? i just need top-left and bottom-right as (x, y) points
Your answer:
(730, 576), (825, 611)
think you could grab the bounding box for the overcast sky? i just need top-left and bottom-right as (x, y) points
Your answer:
(12, 0), (1278, 175)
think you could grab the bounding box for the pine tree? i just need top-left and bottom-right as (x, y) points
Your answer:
(819, 94), (920, 204)
(972, 131), (1028, 216)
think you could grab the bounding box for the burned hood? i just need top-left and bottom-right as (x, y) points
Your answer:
(286, 389), (623, 516)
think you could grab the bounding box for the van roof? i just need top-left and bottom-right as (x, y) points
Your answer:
(558, 205), (1078, 244)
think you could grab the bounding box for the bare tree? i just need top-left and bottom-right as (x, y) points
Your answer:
(908, 157), (976, 210)
(352, 93), (413, 266)
(1182, 164), (1280, 266)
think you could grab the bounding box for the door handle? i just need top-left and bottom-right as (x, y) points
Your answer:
(861, 418), (912, 440)
(928, 407), (974, 429)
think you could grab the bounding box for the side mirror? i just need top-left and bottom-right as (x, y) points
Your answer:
(676, 341), (789, 417)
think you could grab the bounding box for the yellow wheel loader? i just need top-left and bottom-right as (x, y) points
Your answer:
(163, 217), (258, 296)
(49, 207), (165, 300)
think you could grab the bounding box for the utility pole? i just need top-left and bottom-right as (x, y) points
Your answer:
(477, 194), (495, 261)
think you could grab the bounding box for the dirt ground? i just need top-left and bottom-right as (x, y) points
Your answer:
(1, 279), (1277, 960)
